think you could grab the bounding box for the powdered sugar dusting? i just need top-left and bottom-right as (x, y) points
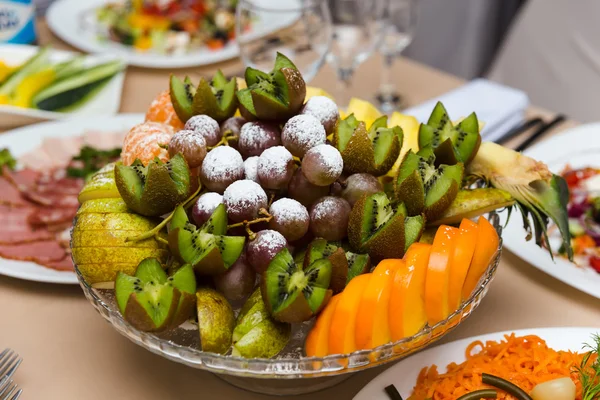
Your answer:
(270, 198), (308, 225)
(251, 229), (287, 253)
(239, 122), (281, 157)
(243, 156), (260, 183)
(169, 129), (207, 167)
(311, 196), (349, 220)
(195, 192), (223, 214)
(281, 114), (326, 157)
(185, 115), (221, 146)
(223, 180), (268, 217)
(201, 146), (244, 181)
(301, 96), (340, 133)
(306, 144), (343, 177)
(258, 146), (293, 176)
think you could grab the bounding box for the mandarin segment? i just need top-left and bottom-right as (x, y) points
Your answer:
(121, 121), (175, 166)
(145, 90), (185, 129)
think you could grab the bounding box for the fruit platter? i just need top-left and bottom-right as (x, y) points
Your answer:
(71, 53), (573, 393)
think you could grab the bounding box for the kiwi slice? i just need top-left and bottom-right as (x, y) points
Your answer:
(334, 114), (402, 176)
(404, 214), (425, 254)
(170, 75), (197, 123)
(114, 154), (191, 217)
(394, 149), (464, 221)
(418, 102), (481, 165)
(167, 264), (197, 328)
(347, 192), (409, 260)
(192, 70), (238, 122)
(231, 290), (291, 358)
(196, 287), (235, 354)
(303, 238), (371, 293)
(236, 53), (306, 121)
(170, 204), (228, 236)
(115, 258), (181, 332)
(261, 248), (332, 323)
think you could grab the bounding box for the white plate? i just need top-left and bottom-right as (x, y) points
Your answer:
(501, 123), (600, 299)
(0, 44), (125, 130)
(47, 0), (300, 69)
(354, 326), (597, 400)
(0, 113), (144, 284)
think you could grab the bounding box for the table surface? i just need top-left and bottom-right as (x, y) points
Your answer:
(0, 21), (596, 400)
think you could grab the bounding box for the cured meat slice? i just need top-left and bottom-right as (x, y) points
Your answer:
(0, 176), (28, 207)
(27, 206), (78, 227)
(0, 205), (54, 244)
(18, 148), (55, 170)
(0, 240), (67, 263)
(41, 136), (83, 166)
(42, 256), (74, 271)
(1, 167), (40, 190)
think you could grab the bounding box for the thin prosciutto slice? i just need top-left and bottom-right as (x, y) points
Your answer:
(0, 240), (67, 263)
(0, 205), (54, 244)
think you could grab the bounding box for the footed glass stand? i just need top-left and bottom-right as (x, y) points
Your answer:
(73, 215), (502, 395)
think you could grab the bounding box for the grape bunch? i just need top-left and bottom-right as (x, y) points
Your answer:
(171, 95), (384, 287)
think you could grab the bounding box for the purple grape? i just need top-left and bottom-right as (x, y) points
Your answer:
(185, 115), (222, 147)
(199, 146), (244, 193)
(257, 146), (295, 190)
(301, 96), (340, 135)
(213, 253), (256, 302)
(281, 114), (326, 157)
(220, 116), (246, 149)
(302, 144), (343, 186)
(168, 129), (207, 168)
(268, 198), (309, 241)
(223, 180), (268, 222)
(192, 192), (223, 226)
(309, 196), (351, 241)
(246, 230), (288, 274)
(340, 173), (383, 207)
(287, 167), (330, 208)
(238, 121), (281, 158)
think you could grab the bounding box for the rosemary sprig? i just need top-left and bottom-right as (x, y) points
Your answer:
(575, 333), (600, 400)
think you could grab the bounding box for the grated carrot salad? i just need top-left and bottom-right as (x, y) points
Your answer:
(410, 334), (591, 400)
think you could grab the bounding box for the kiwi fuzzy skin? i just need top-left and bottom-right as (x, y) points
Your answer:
(423, 179), (459, 222)
(124, 288), (181, 332)
(169, 292), (197, 328)
(337, 122), (375, 174)
(371, 134), (401, 176)
(192, 76), (238, 122)
(260, 279), (314, 323)
(395, 169), (425, 216)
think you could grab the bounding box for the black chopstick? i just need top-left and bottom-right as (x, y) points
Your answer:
(515, 114), (566, 152)
(496, 117), (544, 145)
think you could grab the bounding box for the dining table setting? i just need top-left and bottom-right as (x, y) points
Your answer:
(1, 1), (600, 399)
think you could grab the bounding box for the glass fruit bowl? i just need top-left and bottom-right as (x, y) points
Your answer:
(74, 214), (502, 396)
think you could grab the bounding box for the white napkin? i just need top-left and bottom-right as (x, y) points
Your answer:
(402, 78), (530, 142)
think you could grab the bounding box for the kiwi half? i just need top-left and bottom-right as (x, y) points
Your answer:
(261, 248), (332, 323)
(168, 204), (245, 275)
(192, 70), (238, 122)
(114, 154), (191, 217)
(170, 75), (197, 122)
(168, 264), (197, 328)
(115, 258), (189, 332)
(304, 238), (371, 293)
(418, 101), (481, 165)
(232, 288), (291, 358)
(394, 149), (464, 221)
(334, 114), (403, 176)
(236, 53), (306, 121)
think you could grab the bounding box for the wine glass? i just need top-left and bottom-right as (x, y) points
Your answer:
(375, 0), (417, 114)
(326, 0), (388, 105)
(235, 0), (332, 83)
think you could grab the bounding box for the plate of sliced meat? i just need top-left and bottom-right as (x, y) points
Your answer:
(0, 113), (143, 284)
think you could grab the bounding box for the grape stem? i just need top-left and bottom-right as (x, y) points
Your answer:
(208, 130), (238, 149)
(125, 179), (203, 243)
(227, 208), (273, 241)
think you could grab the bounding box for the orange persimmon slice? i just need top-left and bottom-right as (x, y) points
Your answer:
(462, 216), (499, 299)
(425, 225), (459, 326)
(329, 273), (371, 355)
(355, 260), (401, 350)
(305, 295), (340, 357)
(389, 243), (430, 340)
(448, 219), (479, 310)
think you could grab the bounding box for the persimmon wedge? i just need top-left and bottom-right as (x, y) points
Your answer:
(425, 225), (458, 326)
(305, 295), (340, 357)
(328, 273), (371, 355)
(389, 243), (430, 340)
(462, 216), (499, 299)
(448, 219), (478, 309)
(355, 260), (400, 350)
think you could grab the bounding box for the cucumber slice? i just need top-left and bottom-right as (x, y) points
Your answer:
(32, 60), (124, 112)
(0, 47), (51, 96)
(54, 56), (87, 81)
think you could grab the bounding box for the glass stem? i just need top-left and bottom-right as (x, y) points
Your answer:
(336, 67), (353, 106)
(381, 53), (395, 95)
